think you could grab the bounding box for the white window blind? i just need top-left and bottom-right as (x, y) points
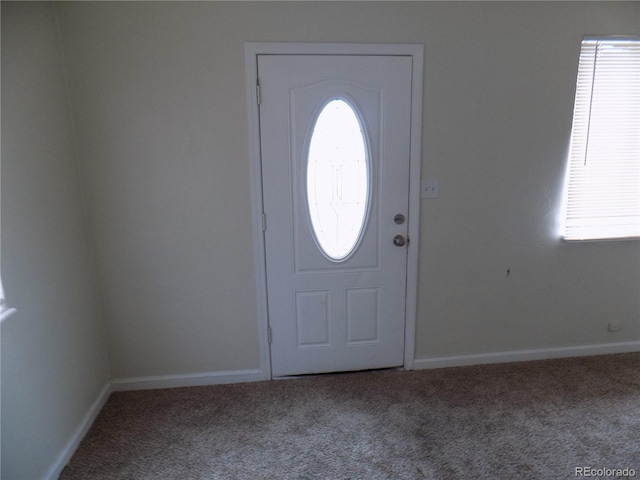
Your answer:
(563, 37), (640, 241)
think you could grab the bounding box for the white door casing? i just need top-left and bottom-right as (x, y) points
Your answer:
(245, 43), (423, 379)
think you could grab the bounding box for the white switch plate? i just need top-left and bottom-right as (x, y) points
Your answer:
(421, 178), (440, 199)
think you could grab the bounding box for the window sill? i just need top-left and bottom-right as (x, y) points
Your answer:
(561, 236), (640, 244)
(0, 307), (17, 324)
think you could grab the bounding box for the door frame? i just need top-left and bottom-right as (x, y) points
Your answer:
(244, 43), (423, 379)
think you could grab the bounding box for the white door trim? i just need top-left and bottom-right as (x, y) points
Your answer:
(244, 43), (423, 379)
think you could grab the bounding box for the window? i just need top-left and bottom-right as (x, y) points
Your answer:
(306, 98), (370, 261)
(562, 37), (640, 241)
(0, 274), (16, 323)
(0, 276), (5, 312)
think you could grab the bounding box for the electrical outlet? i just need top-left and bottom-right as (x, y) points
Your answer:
(421, 178), (440, 199)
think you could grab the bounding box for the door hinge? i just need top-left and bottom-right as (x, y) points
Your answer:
(262, 212), (267, 232)
(256, 79), (261, 105)
(267, 325), (273, 344)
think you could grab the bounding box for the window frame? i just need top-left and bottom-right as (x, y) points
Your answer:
(561, 35), (640, 242)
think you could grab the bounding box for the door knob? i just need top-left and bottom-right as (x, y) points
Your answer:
(393, 235), (406, 247)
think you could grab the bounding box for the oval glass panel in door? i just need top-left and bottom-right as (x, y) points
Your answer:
(306, 98), (370, 261)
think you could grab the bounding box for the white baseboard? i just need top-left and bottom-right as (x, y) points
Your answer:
(111, 368), (267, 391)
(44, 381), (113, 480)
(41, 370), (265, 479)
(413, 341), (640, 370)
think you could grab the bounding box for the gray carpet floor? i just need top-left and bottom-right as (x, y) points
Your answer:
(60, 353), (640, 479)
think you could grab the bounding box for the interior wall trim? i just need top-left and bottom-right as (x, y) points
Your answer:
(44, 382), (113, 480)
(111, 369), (267, 392)
(413, 341), (640, 370)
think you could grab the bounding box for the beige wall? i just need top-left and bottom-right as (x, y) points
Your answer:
(56, 1), (639, 378)
(1, 3), (111, 479)
(2, 2), (639, 476)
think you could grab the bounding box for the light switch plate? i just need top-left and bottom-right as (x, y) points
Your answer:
(421, 178), (440, 199)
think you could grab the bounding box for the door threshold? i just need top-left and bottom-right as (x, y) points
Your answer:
(272, 366), (404, 381)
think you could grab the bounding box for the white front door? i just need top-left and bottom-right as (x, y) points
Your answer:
(259, 54), (414, 377)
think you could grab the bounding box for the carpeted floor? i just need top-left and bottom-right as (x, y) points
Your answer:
(60, 353), (640, 479)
